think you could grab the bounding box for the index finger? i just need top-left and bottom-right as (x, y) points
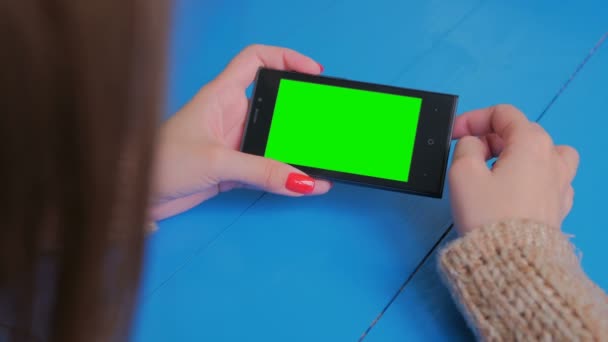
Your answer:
(452, 104), (530, 143)
(216, 44), (323, 90)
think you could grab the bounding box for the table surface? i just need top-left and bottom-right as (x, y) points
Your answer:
(131, 0), (608, 340)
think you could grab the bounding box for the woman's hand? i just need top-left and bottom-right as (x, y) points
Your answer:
(449, 105), (579, 234)
(151, 45), (331, 221)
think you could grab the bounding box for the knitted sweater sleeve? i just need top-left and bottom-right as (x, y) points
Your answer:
(438, 219), (608, 340)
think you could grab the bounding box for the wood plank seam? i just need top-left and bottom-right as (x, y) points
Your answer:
(142, 192), (268, 301)
(358, 30), (608, 341)
(536, 31), (608, 122)
(358, 224), (454, 341)
(389, 0), (487, 85)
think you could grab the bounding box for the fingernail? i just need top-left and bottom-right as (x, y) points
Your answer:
(286, 173), (315, 194)
(318, 63), (324, 73)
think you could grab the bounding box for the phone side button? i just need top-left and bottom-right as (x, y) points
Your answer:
(253, 108), (260, 123)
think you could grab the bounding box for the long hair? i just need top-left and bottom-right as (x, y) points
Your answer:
(0, 1), (170, 340)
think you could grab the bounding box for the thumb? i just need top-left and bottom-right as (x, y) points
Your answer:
(449, 136), (491, 183)
(217, 149), (332, 196)
(452, 136), (491, 163)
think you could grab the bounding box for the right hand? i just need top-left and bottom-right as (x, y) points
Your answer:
(448, 105), (579, 234)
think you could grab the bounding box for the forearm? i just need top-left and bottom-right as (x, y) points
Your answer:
(438, 219), (608, 340)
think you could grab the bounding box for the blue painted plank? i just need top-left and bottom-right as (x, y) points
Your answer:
(139, 0), (479, 312)
(142, 0), (358, 303)
(165, 0), (483, 115)
(362, 229), (475, 341)
(165, 0), (340, 114)
(145, 0), (480, 299)
(134, 0), (607, 341)
(392, 0), (607, 115)
(364, 43), (608, 340)
(540, 40), (608, 290)
(133, 188), (453, 342)
(138, 190), (263, 297)
(135, 0), (482, 339)
(135, 0), (483, 337)
(365, 30), (608, 342)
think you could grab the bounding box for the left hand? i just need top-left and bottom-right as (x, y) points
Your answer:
(151, 45), (332, 221)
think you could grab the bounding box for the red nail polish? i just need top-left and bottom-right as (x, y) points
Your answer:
(286, 173), (315, 194)
(318, 63), (324, 73)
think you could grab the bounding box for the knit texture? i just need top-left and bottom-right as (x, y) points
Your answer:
(438, 220), (608, 341)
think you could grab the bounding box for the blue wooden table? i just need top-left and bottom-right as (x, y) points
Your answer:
(132, 1), (608, 340)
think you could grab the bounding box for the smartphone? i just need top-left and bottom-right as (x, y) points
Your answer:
(240, 68), (458, 198)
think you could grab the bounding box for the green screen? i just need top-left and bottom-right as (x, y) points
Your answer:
(264, 79), (422, 182)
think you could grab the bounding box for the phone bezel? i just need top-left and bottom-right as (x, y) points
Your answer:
(240, 68), (458, 198)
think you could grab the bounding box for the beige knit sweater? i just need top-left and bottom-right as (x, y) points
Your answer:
(439, 219), (608, 340)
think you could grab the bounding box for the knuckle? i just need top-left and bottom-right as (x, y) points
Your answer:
(529, 123), (553, 149)
(572, 149), (581, 166)
(563, 145), (580, 162)
(245, 43), (262, 51)
(493, 104), (524, 118)
(491, 104), (528, 136)
(564, 195), (573, 211)
(455, 136), (483, 152)
(564, 186), (575, 209)
(450, 156), (478, 178)
(242, 44), (264, 57)
(284, 46), (297, 54)
(262, 159), (278, 190)
(455, 136), (474, 149)
(530, 122), (547, 134)
(494, 103), (519, 113)
(567, 185), (575, 197)
(458, 135), (478, 145)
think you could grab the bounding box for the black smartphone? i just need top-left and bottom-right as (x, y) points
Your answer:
(240, 68), (458, 198)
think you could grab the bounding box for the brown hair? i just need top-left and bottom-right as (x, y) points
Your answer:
(0, 1), (170, 341)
